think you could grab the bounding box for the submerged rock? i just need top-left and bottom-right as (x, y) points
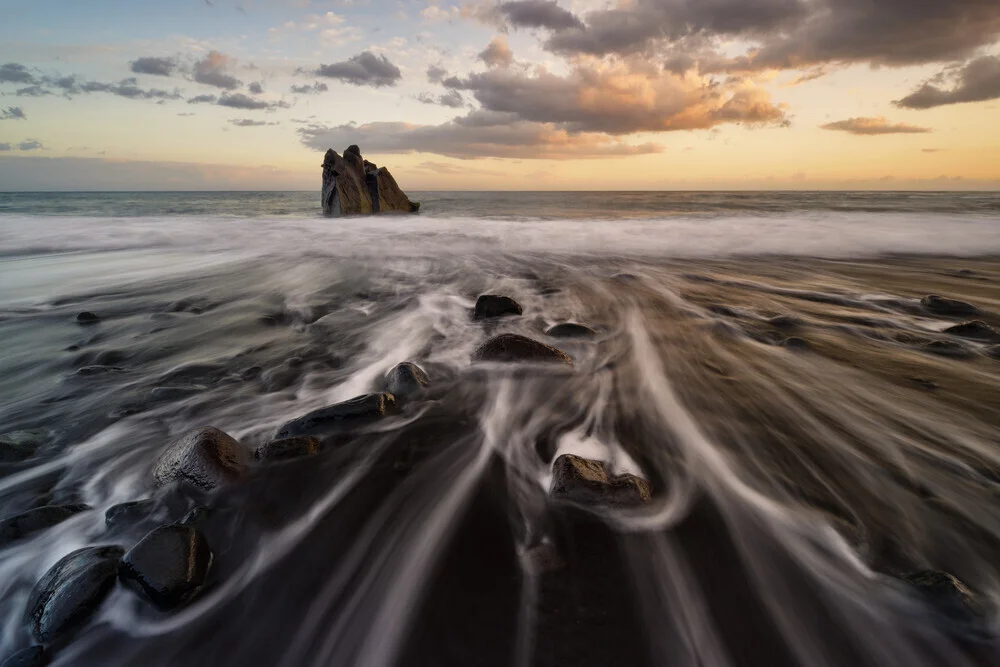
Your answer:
(75, 312), (100, 325)
(545, 323), (598, 339)
(384, 362), (430, 400)
(0, 505), (90, 548)
(549, 454), (650, 507)
(255, 436), (320, 462)
(474, 295), (523, 320)
(783, 336), (810, 350)
(985, 345), (1000, 360)
(943, 320), (1000, 342)
(152, 427), (248, 491)
(902, 570), (982, 626)
(922, 340), (973, 358)
(119, 525), (212, 610)
(0, 646), (46, 667)
(321, 146), (417, 217)
(472, 334), (573, 365)
(0, 430), (47, 463)
(921, 295), (981, 317)
(25, 545), (124, 643)
(105, 499), (157, 531)
(275, 393), (396, 439)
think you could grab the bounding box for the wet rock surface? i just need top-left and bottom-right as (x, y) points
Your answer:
(921, 295), (981, 317)
(902, 570), (983, 627)
(545, 323), (598, 339)
(105, 500), (158, 531)
(0, 505), (90, 548)
(473, 295), (523, 320)
(321, 146), (417, 217)
(119, 525), (213, 610)
(275, 393), (396, 439)
(25, 546), (124, 643)
(549, 454), (650, 507)
(383, 362), (430, 400)
(473, 334), (573, 365)
(152, 427), (247, 491)
(0, 431), (47, 463)
(75, 312), (100, 325)
(943, 320), (1000, 342)
(0, 646), (46, 667)
(255, 436), (320, 462)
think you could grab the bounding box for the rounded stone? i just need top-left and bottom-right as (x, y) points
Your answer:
(255, 436), (320, 462)
(472, 334), (572, 365)
(384, 362), (430, 400)
(76, 312), (100, 325)
(151, 427), (247, 491)
(119, 525), (213, 610)
(474, 295), (523, 320)
(545, 323), (598, 339)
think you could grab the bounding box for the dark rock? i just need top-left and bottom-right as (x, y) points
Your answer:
(0, 430), (47, 463)
(909, 377), (938, 391)
(275, 393), (396, 439)
(75, 312), (100, 325)
(0, 646), (46, 667)
(156, 363), (227, 386)
(119, 525), (212, 610)
(345, 144), (361, 157)
(375, 166), (419, 213)
(985, 345), (1000, 360)
(549, 454), (650, 507)
(150, 386), (204, 401)
(545, 323), (598, 339)
(384, 362), (430, 400)
(255, 436), (320, 462)
(902, 570), (982, 625)
(105, 499), (157, 530)
(0, 505), (90, 548)
(921, 295), (981, 317)
(74, 365), (125, 376)
(322, 147), (416, 217)
(24, 545), (124, 643)
(783, 336), (810, 350)
(922, 340), (973, 358)
(943, 320), (1000, 342)
(612, 272), (640, 283)
(768, 315), (802, 329)
(472, 334), (573, 366)
(179, 507), (213, 528)
(473, 295), (523, 320)
(151, 427), (248, 491)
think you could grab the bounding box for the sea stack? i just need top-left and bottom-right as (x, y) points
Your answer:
(321, 146), (419, 217)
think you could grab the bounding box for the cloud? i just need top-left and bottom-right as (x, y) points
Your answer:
(1, 106), (26, 120)
(248, 81), (264, 94)
(130, 57), (178, 77)
(539, 0), (1000, 73)
(313, 51), (402, 87)
(499, 1), (583, 30)
(188, 94), (218, 104)
(417, 90), (466, 108)
(427, 64), (448, 84)
(77, 77), (182, 100)
(0, 63), (35, 84)
(297, 109), (663, 159)
(421, 4), (459, 22)
(18, 140), (44, 151)
(413, 160), (505, 176)
(820, 116), (931, 135)
(0, 143), (10, 151)
(218, 92), (288, 109)
(444, 60), (789, 134)
(479, 36), (514, 68)
(15, 86), (50, 97)
(290, 82), (329, 94)
(894, 56), (1000, 109)
(193, 50), (242, 90)
(228, 118), (279, 126)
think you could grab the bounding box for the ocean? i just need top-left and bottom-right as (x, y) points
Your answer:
(1, 191), (999, 666)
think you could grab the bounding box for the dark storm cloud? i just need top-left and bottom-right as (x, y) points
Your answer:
(1, 106), (27, 120)
(894, 56), (1000, 109)
(427, 65), (448, 84)
(820, 116), (932, 135)
(417, 90), (466, 108)
(130, 57), (178, 77)
(193, 51), (242, 90)
(217, 92), (289, 110)
(314, 51), (401, 87)
(297, 109), (663, 159)
(0, 63), (35, 84)
(290, 82), (329, 94)
(248, 81), (264, 94)
(540, 0), (1000, 71)
(188, 94), (218, 104)
(228, 118), (278, 126)
(498, 1), (583, 30)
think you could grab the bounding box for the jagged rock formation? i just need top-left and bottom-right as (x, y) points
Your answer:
(322, 146), (419, 216)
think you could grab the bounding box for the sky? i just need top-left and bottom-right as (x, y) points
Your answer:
(0, 0), (998, 191)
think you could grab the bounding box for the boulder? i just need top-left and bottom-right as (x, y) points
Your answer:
(472, 334), (573, 366)
(24, 546), (124, 643)
(275, 393), (396, 439)
(0, 505), (90, 548)
(119, 525), (212, 610)
(0, 646), (46, 667)
(921, 295), (981, 317)
(902, 570), (982, 625)
(75, 312), (100, 325)
(255, 436), (320, 462)
(384, 362), (430, 400)
(943, 320), (1000, 342)
(322, 146), (417, 217)
(151, 427), (248, 491)
(549, 454), (650, 507)
(105, 499), (157, 530)
(0, 430), (47, 463)
(474, 295), (523, 320)
(545, 323), (597, 339)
